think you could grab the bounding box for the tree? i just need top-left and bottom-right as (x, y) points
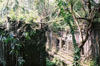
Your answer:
(57, 0), (100, 65)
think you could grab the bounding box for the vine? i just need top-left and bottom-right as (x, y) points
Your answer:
(57, 0), (80, 65)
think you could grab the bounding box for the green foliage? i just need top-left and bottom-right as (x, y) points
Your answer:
(9, 9), (17, 21)
(24, 29), (36, 40)
(1, 32), (24, 65)
(3, 36), (13, 44)
(8, 9), (39, 23)
(53, 57), (61, 65)
(18, 57), (25, 66)
(51, 22), (66, 32)
(46, 59), (56, 66)
(88, 60), (97, 66)
(73, 0), (82, 11)
(25, 11), (39, 23)
(17, 13), (26, 21)
(24, 32), (31, 40)
(52, 57), (67, 66)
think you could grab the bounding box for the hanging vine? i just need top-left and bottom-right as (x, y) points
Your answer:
(57, 0), (80, 65)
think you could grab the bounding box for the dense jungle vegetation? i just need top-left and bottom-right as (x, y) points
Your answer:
(0, 0), (100, 66)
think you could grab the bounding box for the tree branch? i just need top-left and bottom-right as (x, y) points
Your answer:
(79, 21), (93, 49)
(70, 2), (83, 42)
(76, 17), (90, 21)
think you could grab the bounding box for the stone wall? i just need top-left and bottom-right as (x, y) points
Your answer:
(46, 23), (100, 65)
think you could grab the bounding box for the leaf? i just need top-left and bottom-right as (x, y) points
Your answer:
(16, 44), (22, 48)
(9, 50), (15, 55)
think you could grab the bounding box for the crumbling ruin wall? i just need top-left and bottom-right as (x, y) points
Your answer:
(46, 23), (100, 65)
(0, 17), (47, 66)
